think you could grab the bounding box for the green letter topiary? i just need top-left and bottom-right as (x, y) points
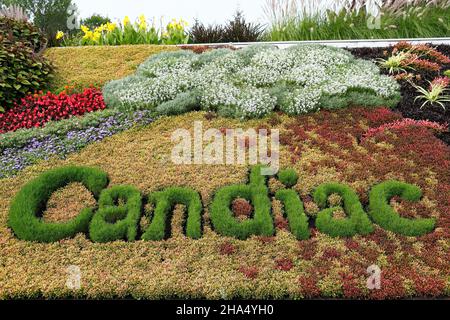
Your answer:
(314, 183), (374, 237)
(210, 166), (274, 240)
(8, 166), (108, 243)
(275, 189), (310, 240)
(368, 181), (435, 236)
(89, 185), (142, 243)
(141, 187), (203, 241)
(278, 169), (299, 188)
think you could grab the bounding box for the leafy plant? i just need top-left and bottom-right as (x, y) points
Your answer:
(378, 50), (416, 74)
(412, 77), (450, 110)
(189, 19), (226, 43)
(0, 17), (53, 111)
(275, 188), (310, 240)
(1, 0), (76, 45)
(0, 15), (47, 52)
(189, 11), (265, 44)
(223, 10), (265, 42)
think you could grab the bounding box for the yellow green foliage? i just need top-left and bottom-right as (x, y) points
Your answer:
(44, 45), (179, 90)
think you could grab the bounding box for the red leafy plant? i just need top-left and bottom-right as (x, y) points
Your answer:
(232, 198), (253, 219)
(362, 118), (448, 142)
(239, 266), (259, 280)
(219, 241), (236, 256)
(379, 42), (450, 74)
(275, 258), (294, 271)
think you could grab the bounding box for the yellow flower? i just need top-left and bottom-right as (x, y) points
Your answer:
(82, 30), (93, 40)
(123, 16), (130, 26)
(55, 31), (64, 40)
(180, 19), (188, 27)
(106, 22), (116, 32)
(92, 31), (101, 42)
(138, 15), (148, 30)
(94, 25), (103, 33)
(81, 25), (90, 34)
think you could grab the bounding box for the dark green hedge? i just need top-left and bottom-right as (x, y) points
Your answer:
(89, 185), (142, 243)
(210, 166), (274, 240)
(8, 166), (108, 242)
(275, 189), (310, 240)
(368, 181), (436, 237)
(314, 183), (374, 237)
(141, 187), (203, 241)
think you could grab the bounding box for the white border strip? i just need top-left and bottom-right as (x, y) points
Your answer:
(179, 38), (450, 48)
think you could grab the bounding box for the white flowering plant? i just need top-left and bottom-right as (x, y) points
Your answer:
(103, 45), (400, 119)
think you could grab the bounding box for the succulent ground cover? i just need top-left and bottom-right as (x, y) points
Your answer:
(0, 109), (448, 299)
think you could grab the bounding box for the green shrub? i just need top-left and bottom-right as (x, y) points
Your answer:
(89, 185), (142, 243)
(141, 187), (203, 241)
(8, 166), (108, 242)
(0, 17), (47, 52)
(368, 181), (436, 237)
(277, 169), (299, 188)
(189, 11), (264, 44)
(275, 189), (310, 240)
(210, 166), (274, 240)
(0, 17), (53, 111)
(314, 183), (374, 237)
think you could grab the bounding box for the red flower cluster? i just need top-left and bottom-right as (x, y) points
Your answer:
(0, 87), (106, 134)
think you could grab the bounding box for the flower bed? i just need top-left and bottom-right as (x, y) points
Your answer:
(0, 88), (106, 134)
(0, 108), (448, 299)
(0, 110), (153, 179)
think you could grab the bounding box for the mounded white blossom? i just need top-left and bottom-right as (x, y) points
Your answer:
(103, 44), (400, 118)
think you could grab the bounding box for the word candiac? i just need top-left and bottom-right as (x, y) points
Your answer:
(8, 166), (436, 243)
